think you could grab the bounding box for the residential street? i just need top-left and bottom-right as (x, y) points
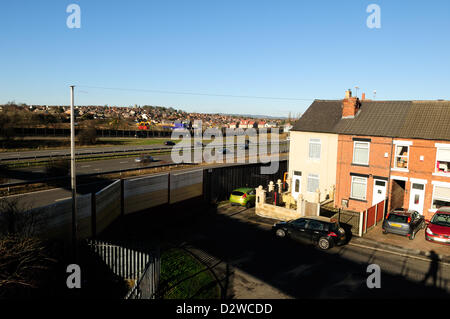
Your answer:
(104, 201), (450, 299)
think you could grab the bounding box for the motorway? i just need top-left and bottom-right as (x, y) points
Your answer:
(3, 153), (288, 209)
(1, 143), (287, 185)
(0, 143), (174, 161)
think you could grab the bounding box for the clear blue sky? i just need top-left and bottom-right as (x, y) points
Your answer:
(1, 0), (450, 117)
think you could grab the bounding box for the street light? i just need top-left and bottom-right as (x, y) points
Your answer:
(70, 85), (77, 256)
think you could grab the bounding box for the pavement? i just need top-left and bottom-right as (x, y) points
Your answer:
(217, 202), (450, 263)
(104, 200), (450, 298)
(354, 223), (450, 263)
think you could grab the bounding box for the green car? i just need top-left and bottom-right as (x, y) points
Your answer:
(229, 188), (256, 208)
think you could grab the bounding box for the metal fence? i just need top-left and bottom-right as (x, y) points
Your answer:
(126, 256), (161, 299)
(203, 160), (288, 203)
(86, 239), (160, 287)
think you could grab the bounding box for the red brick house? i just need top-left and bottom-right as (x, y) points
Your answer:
(294, 90), (450, 221)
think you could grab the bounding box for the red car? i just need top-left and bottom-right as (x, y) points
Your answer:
(425, 207), (450, 245)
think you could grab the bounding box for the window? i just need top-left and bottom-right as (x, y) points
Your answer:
(351, 176), (367, 200)
(435, 146), (450, 175)
(306, 220), (325, 231)
(291, 219), (307, 229)
(308, 138), (321, 160)
(394, 145), (409, 169)
(353, 141), (370, 165)
(307, 174), (320, 193)
(294, 179), (300, 193)
(432, 185), (450, 209)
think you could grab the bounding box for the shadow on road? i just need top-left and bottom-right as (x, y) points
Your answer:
(100, 200), (450, 299)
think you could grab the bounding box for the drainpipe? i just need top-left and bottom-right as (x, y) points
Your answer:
(386, 137), (394, 215)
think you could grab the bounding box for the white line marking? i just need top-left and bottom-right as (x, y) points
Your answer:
(81, 165), (91, 168)
(54, 197), (71, 202)
(348, 242), (450, 267)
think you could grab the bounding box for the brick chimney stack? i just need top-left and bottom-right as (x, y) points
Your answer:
(342, 89), (361, 118)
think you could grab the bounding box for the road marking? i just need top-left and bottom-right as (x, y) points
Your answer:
(81, 165), (91, 168)
(54, 197), (71, 202)
(120, 161), (128, 164)
(348, 242), (450, 267)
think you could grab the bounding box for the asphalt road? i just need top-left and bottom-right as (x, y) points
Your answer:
(1, 145), (287, 185)
(105, 201), (450, 299)
(0, 143), (174, 161)
(4, 155), (288, 209)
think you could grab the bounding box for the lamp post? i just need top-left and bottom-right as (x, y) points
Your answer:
(70, 85), (77, 256)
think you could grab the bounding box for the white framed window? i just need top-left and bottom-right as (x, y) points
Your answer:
(431, 184), (450, 209)
(307, 174), (320, 193)
(435, 144), (450, 175)
(352, 141), (370, 165)
(308, 138), (321, 160)
(393, 145), (409, 169)
(351, 176), (367, 200)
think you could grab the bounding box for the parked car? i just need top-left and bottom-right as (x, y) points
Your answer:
(382, 208), (426, 240)
(273, 216), (346, 250)
(425, 207), (450, 245)
(164, 141), (176, 146)
(134, 154), (154, 163)
(229, 188), (256, 208)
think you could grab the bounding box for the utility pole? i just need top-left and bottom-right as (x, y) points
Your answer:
(70, 85), (78, 257)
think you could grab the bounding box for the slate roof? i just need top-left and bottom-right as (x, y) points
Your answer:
(292, 99), (450, 141)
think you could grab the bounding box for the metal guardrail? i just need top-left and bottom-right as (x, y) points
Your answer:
(0, 141), (289, 163)
(0, 142), (289, 188)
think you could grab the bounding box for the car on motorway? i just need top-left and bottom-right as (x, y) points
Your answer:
(273, 216), (346, 250)
(164, 141), (176, 146)
(239, 144), (249, 150)
(425, 207), (450, 245)
(134, 154), (154, 163)
(229, 188), (256, 208)
(382, 208), (426, 240)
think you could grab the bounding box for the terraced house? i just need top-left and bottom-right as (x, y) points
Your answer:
(291, 90), (450, 221)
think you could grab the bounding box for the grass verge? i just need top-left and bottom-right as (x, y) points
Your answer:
(159, 248), (220, 299)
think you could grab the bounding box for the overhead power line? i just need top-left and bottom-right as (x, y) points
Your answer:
(76, 85), (315, 102)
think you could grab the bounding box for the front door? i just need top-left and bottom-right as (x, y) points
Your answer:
(291, 171), (302, 200)
(372, 179), (387, 205)
(409, 183), (425, 214)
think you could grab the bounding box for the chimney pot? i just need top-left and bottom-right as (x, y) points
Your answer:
(362, 93), (366, 100)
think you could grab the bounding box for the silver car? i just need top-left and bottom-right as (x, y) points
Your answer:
(134, 155), (154, 163)
(382, 209), (426, 240)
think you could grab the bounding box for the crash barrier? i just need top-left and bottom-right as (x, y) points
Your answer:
(84, 239), (160, 299)
(124, 174), (169, 214)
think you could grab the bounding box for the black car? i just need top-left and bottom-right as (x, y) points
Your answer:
(382, 208), (426, 240)
(164, 141), (176, 146)
(273, 216), (346, 250)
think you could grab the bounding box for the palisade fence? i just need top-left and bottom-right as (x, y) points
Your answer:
(84, 239), (160, 299)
